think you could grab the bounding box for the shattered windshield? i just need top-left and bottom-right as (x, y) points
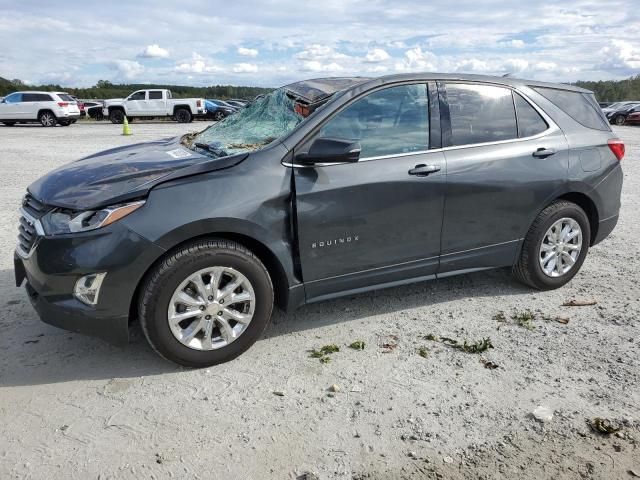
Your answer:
(184, 88), (304, 158)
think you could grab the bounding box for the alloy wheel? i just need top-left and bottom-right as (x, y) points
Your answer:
(167, 267), (255, 350)
(40, 112), (55, 127)
(539, 217), (583, 277)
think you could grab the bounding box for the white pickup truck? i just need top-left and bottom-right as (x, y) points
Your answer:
(102, 89), (206, 123)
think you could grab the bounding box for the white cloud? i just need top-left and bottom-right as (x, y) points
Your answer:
(233, 62), (258, 73)
(300, 61), (344, 72)
(139, 44), (169, 58)
(509, 39), (525, 48)
(237, 47), (259, 57)
(599, 39), (640, 71)
(365, 48), (390, 63)
(174, 53), (223, 74)
(395, 47), (438, 72)
(295, 44), (349, 61)
(111, 60), (144, 79)
(367, 65), (388, 73)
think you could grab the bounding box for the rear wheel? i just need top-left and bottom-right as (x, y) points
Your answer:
(109, 109), (125, 124)
(39, 111), (56, 127)
(175, 108), (192, 123)
(513, 201), (590, 290)
(614, 115), (626, 126)
(139, 239), (274, 367)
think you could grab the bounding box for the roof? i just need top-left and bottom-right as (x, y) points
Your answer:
(283, 73), (593, 99)
(11, 91), (69, 95)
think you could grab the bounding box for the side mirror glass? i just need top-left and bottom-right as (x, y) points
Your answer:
(295, 138), (361, 165)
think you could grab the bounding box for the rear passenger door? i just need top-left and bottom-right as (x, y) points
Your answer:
(147, 90), (166, 115)
(438, 82), (569, 274)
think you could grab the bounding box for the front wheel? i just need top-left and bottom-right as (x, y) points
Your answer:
(513, 201), (590, 290)
(109, 109), (125, 124)
(213, 111), (225, 121)
(175, 108), (192, 123)
(614, 115), (626, 126)
(139, 239), (274, 367)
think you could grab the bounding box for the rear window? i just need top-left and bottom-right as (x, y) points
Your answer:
(532, 87), (610, 131)
(57, 94), (75, 102)
(446, 83), (517, 146)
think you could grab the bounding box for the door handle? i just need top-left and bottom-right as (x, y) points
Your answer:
(532, 148), (556, 159)
(408, 164), (441, 176)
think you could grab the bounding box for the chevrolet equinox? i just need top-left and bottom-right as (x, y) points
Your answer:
(14, 74), (624, 367)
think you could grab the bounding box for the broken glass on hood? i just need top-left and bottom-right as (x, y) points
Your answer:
(185, 88), (304, 158)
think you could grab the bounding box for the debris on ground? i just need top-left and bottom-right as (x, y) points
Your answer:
(510, 310), (536, 330)
(628, 469), (640, 478)
(272, 391), (285, 397)
(309, 344), (340, 363)
(588, 417), (622, 435)
(155, 453), (164, 464)
(480, 358), (499, 369)
(296, 471), (320, 480)
(349, 341), (366, 350)
(425, 335), (494, 354)
(554, 317), (570, 324)
(418, 347), (429, 358)
(563, 299), (597, 307)
(532, 406), (554, 423)
(328, 384), (340, 393)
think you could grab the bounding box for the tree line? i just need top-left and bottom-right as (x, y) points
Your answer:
(0, 78), (272, 100)
(3, 75), (640, 102)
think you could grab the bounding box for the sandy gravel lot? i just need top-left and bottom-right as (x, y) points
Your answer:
(0, 122), (638, 480)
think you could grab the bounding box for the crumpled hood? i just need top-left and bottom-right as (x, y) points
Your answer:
(28, 136), (246, 210)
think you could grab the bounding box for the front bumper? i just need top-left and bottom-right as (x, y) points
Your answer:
(14, 223), (165, 346)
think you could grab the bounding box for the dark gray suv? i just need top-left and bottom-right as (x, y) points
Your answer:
(14, 74), (624, 367)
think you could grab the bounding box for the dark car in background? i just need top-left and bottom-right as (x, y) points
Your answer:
(225, 99), (248, 108)
(625, 111), (640, 125)
(15, 74), (623, 367)
(606, 103), (640, 125)
(204, 99), (236, 121)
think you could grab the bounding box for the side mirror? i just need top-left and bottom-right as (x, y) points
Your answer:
(295, 138), (361, 165)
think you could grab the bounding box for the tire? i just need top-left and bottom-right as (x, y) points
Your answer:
(109, 109), (125, 124)
(213, 111), (225, 121)
(58, 120), (71, 126)
(2, 122), (15, 126)
(614, 115), (626, 126)
(175, 108), (192, 123)
(513, 200), (590, 290)
(38, 111), (57, 127)
(139, 239), (274, 368)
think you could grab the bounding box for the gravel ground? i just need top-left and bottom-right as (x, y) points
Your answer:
(0, 122), (638, 480)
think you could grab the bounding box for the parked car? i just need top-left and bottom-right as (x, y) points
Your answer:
(210, 99), (240, 111)
(601, 101), (638, 116)
(102, 89), (206, 123)
(0, 91), (80, 126)
(625, 111), (640, 125)
(15, 74), (623, 367)
(598, 102), (613, 108)
(81, 101), (104, 121)
(606, 103), (640, 125)
(204, 99), (236, 121)
(225, 100), (248, 108)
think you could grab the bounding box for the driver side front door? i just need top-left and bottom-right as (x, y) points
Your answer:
(293, 83), (446, 301)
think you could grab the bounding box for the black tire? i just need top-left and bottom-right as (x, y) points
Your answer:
(71, 119), (77, 124)
(109, 109), (125, 124)
(2, 122), (15, 126)
(213, 111), (225, 121)
(614, 115), (626, 126)
(513, 200), (590, 290)
(139, 239), (274, 368)
(58, 120), (71, 126)
(175, 108), (192, 123)
(38, 110), (57, 127)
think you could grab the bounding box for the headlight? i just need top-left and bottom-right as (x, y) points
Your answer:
(41, 200), (145, 235)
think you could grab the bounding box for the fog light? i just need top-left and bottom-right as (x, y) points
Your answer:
(74, 273), (107, 306)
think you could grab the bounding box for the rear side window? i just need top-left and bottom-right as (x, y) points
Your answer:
(317, 83), (430, 158)
(23, 93), (53, 102)
(514, 94), (548, 138)
(446, 84), (517, 146)
(149, 91), (163, 100)
(532, 87), (609, 131)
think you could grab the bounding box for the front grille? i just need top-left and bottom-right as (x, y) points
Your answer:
(17, 193), (49, 257)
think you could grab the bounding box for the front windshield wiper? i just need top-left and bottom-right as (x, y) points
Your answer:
(194, 142), (214, 152)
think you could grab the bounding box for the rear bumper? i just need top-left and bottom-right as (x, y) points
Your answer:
(591, 164), (623, 246)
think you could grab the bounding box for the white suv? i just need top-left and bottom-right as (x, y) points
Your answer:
(0, 91), (81, 127)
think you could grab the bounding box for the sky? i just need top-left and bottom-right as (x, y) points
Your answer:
(0, 0), (639, 88)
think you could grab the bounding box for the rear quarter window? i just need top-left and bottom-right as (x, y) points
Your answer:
(57, 94), (75, 102)
(532, 87), (610, 131)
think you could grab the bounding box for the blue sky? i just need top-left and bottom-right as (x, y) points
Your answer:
(0, 0), (639, 87)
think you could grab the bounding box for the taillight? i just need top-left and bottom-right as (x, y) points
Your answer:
(57, 102), (69, 107)
(608, 138), (625, 161)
